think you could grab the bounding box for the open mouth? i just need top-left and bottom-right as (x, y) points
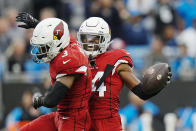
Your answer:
(87, 45), (94, 49)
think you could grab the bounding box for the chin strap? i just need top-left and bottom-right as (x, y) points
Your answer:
(89, 55), (96, 68)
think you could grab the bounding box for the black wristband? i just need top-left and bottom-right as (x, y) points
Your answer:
(43, 81), (70, 108)
(131, 83), (159, 100)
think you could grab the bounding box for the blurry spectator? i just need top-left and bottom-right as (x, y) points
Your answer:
(32, 0), (59, 19)
(177, 17), (196, 58)
(5, 90), (51, 130)
(124, 0), (156, 16)
(175, 0), (196, 28)
(109, 38), (126, 50)
(88, 0), (123, 39)
(122, 11), (149, 45)
(24, 60), (49, 82)
(42, 76), (52, 92)
(175, 106), (195, 130)
(6, 39), (26, 73)
(0, 18), (11, 54)
(124, 0), (156, 34)
(162, 25), (177, 46)
(24, 29), (33, 58)
(114, 0), (130, 22)
(171, 44), (196, 81)
(4, 7), (25, 41)
(69, 0), (85, 29)
(32, 0), (73, 25)
(39, 7), (56, 21)
(84, 0), (92, 18)
(145, 36), (168, 68)
(176, 16), (186, 35)
(32, 76), (52, 95)
(164, 113), (177, 131)
(56, 1), (73, 25)
(0, 58), (5, 80)
(154, 0), (176, 37)
(119, 92), (160, 131)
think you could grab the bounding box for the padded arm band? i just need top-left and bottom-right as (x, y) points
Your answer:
(131, 83), (160, 100)
(42, 81), (69, 108)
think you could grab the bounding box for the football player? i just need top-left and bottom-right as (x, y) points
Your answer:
(77, 17), (172, 131)
(16, 13), (172, 131)
(19, 18), (92, 131)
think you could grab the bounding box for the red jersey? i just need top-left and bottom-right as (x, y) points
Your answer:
(49, 36), (92, 116)
(89, 49), (133, 119)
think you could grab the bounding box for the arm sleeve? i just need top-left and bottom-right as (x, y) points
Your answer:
(42, 81), (70, 108)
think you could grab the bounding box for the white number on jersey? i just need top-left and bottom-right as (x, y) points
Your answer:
(62, 50), (68, 57)
(92, 71), (106, 97)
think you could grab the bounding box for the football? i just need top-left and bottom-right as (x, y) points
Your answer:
(142, 63), (170, 95)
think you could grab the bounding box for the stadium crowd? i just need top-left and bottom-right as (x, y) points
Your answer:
(0, 0), (196, 130)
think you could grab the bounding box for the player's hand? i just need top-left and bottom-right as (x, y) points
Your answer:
(16, 12), (39, 29)
(33, 93), (44, 109)
(166, 66), (172, 85)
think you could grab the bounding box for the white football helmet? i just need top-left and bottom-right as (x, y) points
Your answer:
(77, 17), (111, 57)
(30, 18), (70, 63)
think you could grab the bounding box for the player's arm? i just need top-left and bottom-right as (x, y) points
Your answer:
(33, 74), (80, 109)
(117, 64), (169, 100)
(16, 12), (39, 29)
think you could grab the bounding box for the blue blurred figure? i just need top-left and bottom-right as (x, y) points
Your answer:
(171, 44), (196, 81)
(175, 0), (196, 27)
(122, 11), (149, 45)
(119, 92), (159, 131)
(5, 90), (51, 130)
(24, 59), (49, 82)
(176, 106), (195, 130)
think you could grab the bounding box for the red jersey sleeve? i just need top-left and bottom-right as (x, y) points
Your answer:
(111, 49), (133, 75)
(55, 55), (87, 79)
(49, 47), (88, 84)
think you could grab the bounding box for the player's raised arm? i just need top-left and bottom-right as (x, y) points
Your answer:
(16, 12), (39, 29)
(117, 63), (172, 100)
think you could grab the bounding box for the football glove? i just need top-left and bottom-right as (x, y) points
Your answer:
(33, 92), (44, 109)
(16, 12), (39, 29)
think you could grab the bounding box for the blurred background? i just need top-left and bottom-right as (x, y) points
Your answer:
(0, 0), (196, 130)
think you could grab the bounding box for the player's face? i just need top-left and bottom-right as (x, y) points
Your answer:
(80, 34), (100, 51)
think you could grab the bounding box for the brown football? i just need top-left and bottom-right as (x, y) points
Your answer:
(142, 63), (170, 95)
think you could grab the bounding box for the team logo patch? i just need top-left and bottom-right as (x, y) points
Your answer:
(53, 21), (64, 40)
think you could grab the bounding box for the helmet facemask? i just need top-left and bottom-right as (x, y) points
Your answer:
(78, 33), (110, 57)
(31, 42), (51, 63)
(31, 41), (63, 63)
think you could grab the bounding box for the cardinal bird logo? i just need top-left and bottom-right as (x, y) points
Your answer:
(53, 22), (64, 40)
